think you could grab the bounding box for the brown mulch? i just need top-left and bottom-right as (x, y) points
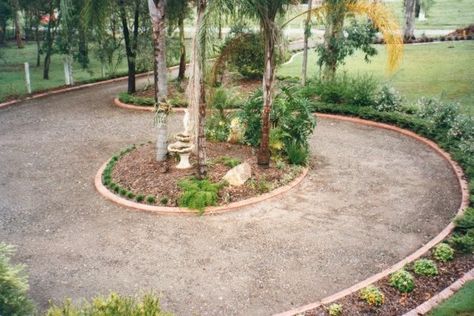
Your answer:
(304, 252), (474, 316)
(447, 24), (474, 38)
(111, 142), (301, 207)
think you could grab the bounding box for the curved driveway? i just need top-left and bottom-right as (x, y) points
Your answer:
(0, 78), (461, 315)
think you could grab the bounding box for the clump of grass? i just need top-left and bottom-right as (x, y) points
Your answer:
(146, 195), (156, 204)
(215, 156), (241, 168)
(119, 188), (128, 196)
(126, 191), (135, 199)
(135, 194), (145, 203)
(160, 196), (169, 205)
(178, 178), (223, 214)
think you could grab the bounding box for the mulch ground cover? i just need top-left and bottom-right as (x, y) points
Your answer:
(111, 142), (303, 207)
(304, 252), (474, 315)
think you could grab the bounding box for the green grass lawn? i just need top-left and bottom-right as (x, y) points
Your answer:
(278, 41), (474, 114)
(429, 280), (474, 316)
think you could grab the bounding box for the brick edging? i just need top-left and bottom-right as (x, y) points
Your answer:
(113, 97), (239, 113)
(403, 268), (474, 315)
(94, 160), (309, 216)
(273, 113), (469, 316)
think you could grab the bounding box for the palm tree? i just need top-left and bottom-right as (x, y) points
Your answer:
(301, 0), (313, 86)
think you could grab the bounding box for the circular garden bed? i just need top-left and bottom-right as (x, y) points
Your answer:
(99, 141), (306, 214)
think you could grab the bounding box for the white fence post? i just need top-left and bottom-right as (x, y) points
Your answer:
(24, 62), (32, 94)
(64, 60), (70, 85)
(68, 60), (74, 85)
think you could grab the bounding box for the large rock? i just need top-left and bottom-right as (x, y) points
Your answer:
(223, 162), (251, 186)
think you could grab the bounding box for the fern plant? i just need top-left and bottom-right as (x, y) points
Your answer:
(178, 178), (223, 214)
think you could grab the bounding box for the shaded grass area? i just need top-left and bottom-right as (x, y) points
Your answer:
(278, 41), (474, 114)
(0, 43), (130, 102)
(429, 280), (474, 316)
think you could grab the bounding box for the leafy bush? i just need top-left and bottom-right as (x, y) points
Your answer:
(454, 208), (474, 231)
(328, 303), (343, 316)
(136, 194), (145, 203)
(449, 230), (474, 254)
(205, 112), (231, 142)
(0, 243), (35, 316)
(178, 178), (223, 214)
(118, 92), (155, 107)
(160, 196), (169, 205)
(126, 191), (135, 199)
(417, 97), (460, 131)
(389, 269), (415, 293)
(374, 85), (403, 112)
(413, 259), (438, 276)
(145, 195), (156, 204)
(46, 292), (171, 316)
(209, 88), (242, 111)
(346, 74), (378, 107)
(225, 32), (265, 79)
(359, 285), (384, 306)
(286, 142), (310, 166)
(433, 243), (455, 262)
(215, 156), (241, 168)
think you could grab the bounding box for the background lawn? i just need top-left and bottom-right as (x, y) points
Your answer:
(429, 280), (474, 316)
(278, 41), (474, 114)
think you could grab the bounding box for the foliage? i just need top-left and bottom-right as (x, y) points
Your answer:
(389, 269), (415, 293)
(160, 196), (169, 205)
(416, 97), (460, 131)
(433, 243), (454, 262)
(177, 178), (223, 214)
(135, 194), (145, 203)
(248, 177), (272, 194)
(205, 112), (232, 142)
(359, 285), (384, 306)
(454, 208), (474, 231)
(449, 230), (474, 254)
(145, 195), (156, 204)
(374, 85), (403, 112)
(327, 303), (343, 316)
(429, 280), (474, 316)
(286, 142), (310, 166)
(215, 156), (241, 168)
(413, 259), (438, 276)
(118, 92), (155, 107)
(0, 243), (35, 316)
(208, 87), (243, 111)
(45, 292), (171, 316)
(223, 31), (265, 79)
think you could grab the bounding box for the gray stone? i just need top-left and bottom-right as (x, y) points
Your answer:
(222, 162), (252, 186)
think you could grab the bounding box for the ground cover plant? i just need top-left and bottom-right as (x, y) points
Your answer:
(428, 280), (474, 316)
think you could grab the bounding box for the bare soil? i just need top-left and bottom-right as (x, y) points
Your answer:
(111, 142), (301, 207)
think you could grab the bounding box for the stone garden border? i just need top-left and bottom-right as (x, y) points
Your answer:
(94, 159), (309, 216)
(273, 113), (470, 316)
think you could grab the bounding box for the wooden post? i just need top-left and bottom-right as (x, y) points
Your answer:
(24, 62), (32, 94)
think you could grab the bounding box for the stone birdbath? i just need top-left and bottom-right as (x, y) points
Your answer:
(168, 110), (194, 169)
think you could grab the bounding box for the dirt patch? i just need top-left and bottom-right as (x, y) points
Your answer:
(110, 142), (303, 207)
(304, 252), (474, 315)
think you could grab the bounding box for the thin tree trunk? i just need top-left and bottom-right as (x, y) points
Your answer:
(43, 3), (54, 79)
(78, 22), (88, 68)
(404, 0), (416, 40)
(177, 14), (186, 81)
(148, 0), (168, 162)
(35, 22), (41, 67)
(301, 0), (313, 86)
(257, 24), (276, 167)
(187, 0), (207, 177)
(322, 1), (344, 79)
(13, 0), (23, 48)
(119, 0), (136, 94)
(0, 20), (6, 45)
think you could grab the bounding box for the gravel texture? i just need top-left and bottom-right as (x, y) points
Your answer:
(0, 78), (461, 316)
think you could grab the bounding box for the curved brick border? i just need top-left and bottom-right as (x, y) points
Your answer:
(113, 97), (239, 113)
(403, 268), (474, 316)
(273, 113), (470, 316)
(95, 160), (309, 216)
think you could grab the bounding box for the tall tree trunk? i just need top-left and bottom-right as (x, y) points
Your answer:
(0, 19), (6, 45)
(322, 1), (344, 79)
(13, 0), (23, 48)
(119, 0), (136, 94)
(301, 0), (313, 86)
(35, 22), (41, 67)
(404, 0), (416, 40)
(187, 0), (207, 177)
(78, 22), (89, 68)
(177, 14), (186, 81)
(257, 23), (277, 167)
(43, 3), (55, 79)
(148, 0), (168, 162)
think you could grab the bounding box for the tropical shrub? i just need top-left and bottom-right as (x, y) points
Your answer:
(178, 178), (223, 214)
(413, 259), (438, 276)
(225, 32), (265, 79)
(328, 303), (343, 316)
(118, 92), (155, 107)
(359, 285), (384, 306)
(449, 230), (474, 254)
(389, 269), (415, 293)
(286, 142), (310, 166)
(454, 207), (474, 231)
(45, 292), (171, 316)
(433, 243), (455, 262)
(0, 243), (35, 316)
(374, 85), (403, 112)
(417, 97), (460, 131)
(346, 74), (378, 107)
(206, 112), (231, 142)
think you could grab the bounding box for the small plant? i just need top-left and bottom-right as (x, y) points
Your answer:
(146, 195), (156, 204)
(135, 194), (145, 203)
(454, 207), (474, 231)
(374, 85), (403, 112)
(287, 142), (309, 166)
(178, 178), (223, 214)
(413, 259), (438, 276)
(256, 178), (271, 194)
(126, 191), (135, 199)
(160, 196), (169, 205)
(119, 188), (128, 196)
(449, 230), (474, 254)
(0, 243), (35, 316)
(360, 285), (384, 306)
(215, 156), (241, 168)
(417, 97), (460, 131)
(389, 269), (415, 293)
(433, 243), (455, 262)
(114, 186), (121, 194)
(327, 303), (343, 316)
(275, 159), (287, 170)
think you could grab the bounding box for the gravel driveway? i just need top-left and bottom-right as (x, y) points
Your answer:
(0, 78), (461, 316)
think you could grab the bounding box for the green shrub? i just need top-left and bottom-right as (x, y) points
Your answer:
(374, 85), (403, 112)
(45, 292), (172, 316)
(215, 156), (241, 168)
(417, 97), (460, 131)
(389, 269), (415, 293)
(454, 207), (474, 231)
(118, 92), (155, 107)
(209, 87), (242, 111)
(225, 32), (265, 79)
(205, 112), (232, 142)
(145, 195), (156, 204)
(160, 196), (169, 205)
(119, 188), (128, 196)
(135, 194), (145, 203)
(449, 230), (474, 254)
(287, 142), (309, 166)
(413, 259), (438, 276)
(0, 243), (35, 316)
(346, 74), (378, 107)
(178, 178), (222, 214)
(126, 191), (135, 199)
(433, 243), (455, 262)
(359, 285), (384, 306)
(327, 303), (343, 316)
